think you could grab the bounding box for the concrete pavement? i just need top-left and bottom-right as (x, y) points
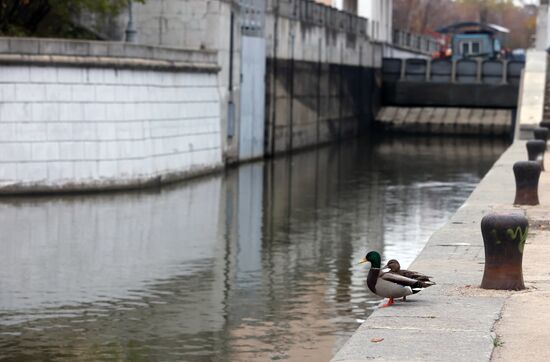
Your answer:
(333, 49), (550, 362)
(491, 154), (550, 361)
(333, 141), (540, 361)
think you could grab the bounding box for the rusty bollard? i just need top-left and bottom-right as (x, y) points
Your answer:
(513, 161), (541, 205)
(526, 140), (546, 171)
(481, 213), (527, 290)
(534, 127), (549, 146)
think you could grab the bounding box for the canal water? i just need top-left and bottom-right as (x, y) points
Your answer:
(0, 136), (506, 361)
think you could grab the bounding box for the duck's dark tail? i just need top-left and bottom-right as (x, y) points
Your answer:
(411, 280), (436, 293)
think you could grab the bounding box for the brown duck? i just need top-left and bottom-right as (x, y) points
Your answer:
(359, 252), (435, 307)
(383, 259), (433, 283)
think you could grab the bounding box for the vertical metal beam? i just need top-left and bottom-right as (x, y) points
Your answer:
(270, 0), (279, 156)
(316, 37), (322, 146)
(227, 11), (235, 139)
(451, 59), (457, 84)
(426, 59), (431, 82)
(476, 58), (482, 83)
(289, 31), (295, 151)
(125, 0), (137, 43)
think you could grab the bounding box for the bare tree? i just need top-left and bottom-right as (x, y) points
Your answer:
(393, 0), (535, 48)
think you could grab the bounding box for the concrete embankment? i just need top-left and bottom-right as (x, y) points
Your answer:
(333, 141), (550, 361)
(333, 50), (550, 362)
(491, 169), (550, 360)
(0, 37), (223, 194)
(333, 141), (524, 361)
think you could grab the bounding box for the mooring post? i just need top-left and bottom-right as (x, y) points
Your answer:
(526, 140), (546, 171)
(533, 127), (549, 147)
(539, 120), (550, 130)
(513, 161), (541, 205)
(480, 213), (527, 290)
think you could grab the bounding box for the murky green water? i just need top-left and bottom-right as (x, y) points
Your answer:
(0, 135), (506, 361)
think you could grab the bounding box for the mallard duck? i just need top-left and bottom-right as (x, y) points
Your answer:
(359, 251), (435, 307)
(383, 259), (434, 284)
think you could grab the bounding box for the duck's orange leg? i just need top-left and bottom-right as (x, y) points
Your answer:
(380, 297), (394, 308)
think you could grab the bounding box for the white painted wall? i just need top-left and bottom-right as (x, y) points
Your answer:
(325, 0), (393, 43)
(536, 3), (550, 51)
(130, 0), (242, 161)
(358, 0), (393, 43)
(0, 65), (222, 191)
(516, 50), (547, 138)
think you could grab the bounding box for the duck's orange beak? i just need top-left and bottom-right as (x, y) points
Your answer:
(358, 258), (368, 265)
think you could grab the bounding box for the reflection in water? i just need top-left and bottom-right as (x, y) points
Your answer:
(0, 136), (506, 361)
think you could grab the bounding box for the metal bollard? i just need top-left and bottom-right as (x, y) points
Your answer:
(481, 213), (527, 290)
(526, 140), (546, 171)
(513, 161), (541, 205)
(540, 120), (550, 130)
(534, 127), (549, 146)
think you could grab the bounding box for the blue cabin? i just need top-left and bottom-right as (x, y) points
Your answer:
(437, 22), (509, 61)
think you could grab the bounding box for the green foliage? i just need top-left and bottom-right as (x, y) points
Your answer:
(491, 335), (505, 347)
(0, 0), (145, 38)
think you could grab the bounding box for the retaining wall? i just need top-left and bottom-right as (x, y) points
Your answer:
(516, 50), (547, 139)
(99, 0), (241, 162)
(95, 0), (433, 158)
(333, 48), (550, 362)
(332, 141), (522, 362)
(264, 4), (382, 155)
(0, 38), (222, 193)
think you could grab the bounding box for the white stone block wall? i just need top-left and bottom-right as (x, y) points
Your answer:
(0, 64), (222, 192)
(130, 0), (241, 162)
(536, 3), (550, 51)
(516, 50), (547, 139)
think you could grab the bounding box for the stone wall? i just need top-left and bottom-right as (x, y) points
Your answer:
(121, 0), (242, 162)
(265, 2), (382, 155)
(516, 50), (547, 139)
(536, 0), (549, 51)
(109, 0), (433, 158)
(0, 38), (222, 193)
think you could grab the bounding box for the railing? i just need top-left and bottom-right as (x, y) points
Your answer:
(392, 29), (439, 54)
(382, 57), (525, 85)
(275, 0), (368, 35)
(268, 0), (435, 54)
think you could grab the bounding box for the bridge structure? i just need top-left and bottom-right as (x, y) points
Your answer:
(377, 57), (525, 136)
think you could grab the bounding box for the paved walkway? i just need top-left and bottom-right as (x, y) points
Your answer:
(492, 154), (550, 360)
(332, 141), (550, 361)
(334, 50), (550, 362)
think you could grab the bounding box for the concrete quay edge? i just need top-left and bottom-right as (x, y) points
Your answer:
(0, 163), (224, 196)
(0, 53), (220, 73)
(332, 141), (527, 362)
(516, 50), (547, 137)
(0, 37), (218, 70)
